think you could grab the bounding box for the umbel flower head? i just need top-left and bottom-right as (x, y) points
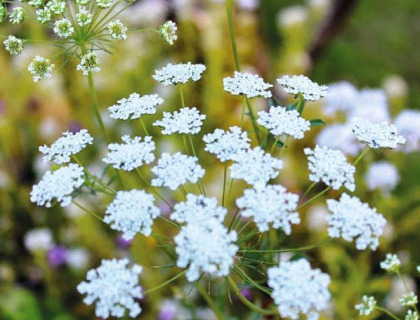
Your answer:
(223, 71), (273, 99)
(3, 35), (24, 55)
(277, 75), (328, 101)
(47, 0), (66, 15)
(352, 117), (406, 149)
(258, 106), (310, 139)
(54, 19), (74, 38)
(151, 153), (205, 190)
(77, 259), (143, 319)
(76, 8), (93, 26)
(36, 7), (51, 24)
(365, 161), (399, 192)
(108, 93), (164, 120)
(77, 52), (101, 75)
(175, 219), (238, 282)
(406, 310), (419, 320)
(153, 62), (206, 86)
(9, 7), (25, 24)
(28, 56), (54, 82)
(355, 295), (377, 316)
(400, 292), (418, 307)
(153, 107), (206, 135)
(103, 136), (155, 171)
(236, 184), (300, 233)
(159, 20), (178, 45)
(30, 164), (84, 207)
(170, 194), (227, 225)
(203, 126), (250, 162)
(96, 0), (113, 9)
(39, 129), (93, 164)
(327, 193), (387, 250)
(380, 253), (401, 273)
(104, 189), (160, 240)
(108, 20), (127, 40)
(230, 147), (283, 186)
(267, 259), (331, 320)
(304, 145), (356, 191)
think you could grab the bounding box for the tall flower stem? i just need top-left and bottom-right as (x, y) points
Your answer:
(196, 282), (226, 320)
(143, 270), (187, 295)
(226, 0), (240, 71)
(222, 162), (228, 206)
(179, 85), (185, 107)
(87, 71), (109, 144)
(188, 135), (206, 196)
(374, 307), (401, 320)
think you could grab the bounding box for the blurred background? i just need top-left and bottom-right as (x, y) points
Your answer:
(1, 0), (420, 319)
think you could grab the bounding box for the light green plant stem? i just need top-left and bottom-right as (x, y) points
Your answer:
(233, 265), (271, 295)
(297, 97), (306, 114)
(140, 118), (150, 135)
(130, 27), (160, 34)
(87, 71), (109, 143)
(72, 200), (103, 221)
(188, 135), (207, 196)
(354, 146), (370, 165)
(226, 0), (240, 71)
(297, 186), (331, 210)
(301, 182), (317, 199)
(179, 85), (185, 107)
(396, 271), (419, 314)
(375, 307), (401, 320)
(239, 240), (329, 254)
(222, 162), (228, 206)
(270, 136), (279, 153)
(240, 96), (246, 127)
(143, 270), (186, 295)
(196, 282), (226, 320)
(227, 276), (276, 315)
(179, 185), (187, 198)
(228, 208), (240, 232)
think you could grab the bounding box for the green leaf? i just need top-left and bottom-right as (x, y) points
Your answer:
(0, 287), (43, 320)
(286, 101), (299, 111)
(310, 119), (327, 126)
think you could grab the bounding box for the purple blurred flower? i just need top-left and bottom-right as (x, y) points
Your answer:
(241, 287), (253, 301)
(68, 121), (83, 134)
(116, 235), (133, 248)
(158, 300), (177, 320)
(48, 245), (68, 268)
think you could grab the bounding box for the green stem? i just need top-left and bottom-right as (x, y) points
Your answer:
(297, 186), (331, 210)
(226, 0), (240, 71)
(87, 71), (109, 143)
(222, 162), (227, 206)
(233, 265), (271, 295)
(228, 208), (240, 232)
(239, 240), (329, 253)
(182, 135), (190, 154)
(196, 282), (226, 320)
(72, 200), (103, 221)
(245, 97), (260, 143)
(354, 146), (370, 165)
(179, 85), (185, 107)
(143, 270), (186, 295)
(227, 277), (276, 315)
(240, 96), (246, 127)
(140, 118), (150, 135)
(301, 182), (317, 199)
(188, 135), (206, 196)
(375, 307), (401, 320)
(297, 97), (306, 114)
(270, 137), (279, 153)
(179, 185), (187, 198)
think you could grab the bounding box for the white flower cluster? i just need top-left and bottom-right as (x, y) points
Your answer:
(236, 184), (300, 233)
(230, 147), (283, 186)
(223, 71), (273, 99)
(323, 81), (359, 115)
(77, 52), (101, 75)
(151, 153), (205, 190)
(108, 93), (164, 120)
(28, 56), (54, 82)
(395, 110), (420, 152)
(54, 19), (74, 38)
(104, 190), (160, 240)
(9, 7), (25, 24)
(327, 194), (387, 250)
(258, 106), (310, 139)
(203, 126), (250, 162)
(277, 75), (328, 101)
(268, 259), (331, 320)
(348, 89), (390, 123)
(39, 129), (93, 164)
(30, 164), (84, 207)
(76, 8), (92, 26)
(380, 253), (401, 272)
(77, 259), (143, 319)
(304, 145), (356, 191)
(153, 62), (206, 86)
(108, 19), (127, 40)
(171, 194), (227, 225)
(406, 310), (419, 320)
(175, 217), (238, 282)
(355, 295), (377, 315)
(153, 107), (206, 135)
(159, 20), (178, 45)
(316, 123), (361, 156)
(103, 136), (155, 171)
(352, 117), (406, 149)
(400, 292), (418, 307)
(3, 35), (24, 55)
(365, 161), (399, 192)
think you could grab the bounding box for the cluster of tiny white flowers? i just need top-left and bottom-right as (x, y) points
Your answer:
(203, 126), (250, 162)
(277, 75), (328, 101)
(153, 62), (206, 86)
(108, 20), (127, 40)
(104, 190), (160, 240)
(30, 164), (84, 207)
(395, 110), (420, 152)
(348, 89), (390, 123)
(76, 8), (92, 26)
(28, 56), (54, 82)
(96, 0), (113, 9)
(326, 193), (386, 250)
(316, 123), (361, 156)
(153, 107), (206, 135)
(365, 161), (399, 192)
(77, 259), (143, 319)
(9, 7), (25, 24)
(257, 106), (310, 139)
(304, 145), (356, 191)
(36, 7), (51, 24)
(54, 19), (74, 38)
(47, 0), (65, 14)
(230, 147), (283, 186)
(355, 295), (377, 315)
(39, 129), (93, 164)
(77, 52), (101, 75)
(323, 81), (358, 115)
(223, 71), (273, 99)
(3, 35), (24, 55)
(159, 20), (178, 45)
(351, 117), (406, 149)
(151, 153), (205, 190)
(170, 194), (227, 225)
(406, 310), (419, 320)
(108, 93), (164, 120)
(380, 253), (401, 273)
(236, 184), (300, 233)
(267, 259), (331, 320)
(399, 292), (418, 307)
(103, 136), (155, 171)
(174, 218), (238, 282)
